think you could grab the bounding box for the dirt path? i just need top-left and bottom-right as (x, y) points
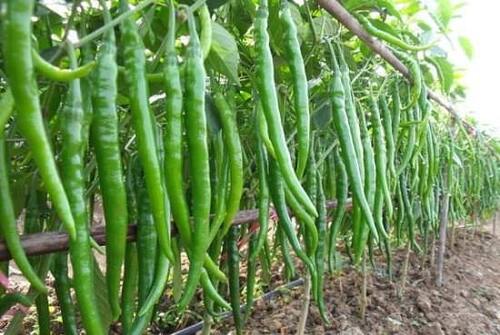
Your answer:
(217, 228), (500, 335)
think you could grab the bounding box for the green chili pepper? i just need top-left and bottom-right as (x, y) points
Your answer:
(3, 0), (76, 239)
(356, 14), (436, 51)
(32, 49), (95, 81)
(226, 225), (243, 335)
(0, 90), (47, 294)
(315, 169), (329, 323)
(245, 227), (259, 322)
(353, 102), (377, 262)
(0, 293), (31, 316)
(277, 223), (296, 280)
(90, 1), (127, 319)
(120, 0), (174, 263)
(176, 7), (211, 310)
(328, 148), (348, 272)
(162, 1), (224, 284)
(213, 92), (244, 237)
(254, 0), (317, 217)
(394, 50), (422, 111)
(380, 95), (396, 179)
(249, 131), (270, 260)
(138, 250), (170, 316)
(63, 44), (105, 335)
(34, 291), (50, 335)
(121, 243), (138, 334)
(371, 96), (393, 221)
(336, 43), (364, 175)
(328, 44), (379, 241)
(52, 253), (78, 335)
(199, 4), (212, 60)
(268, 157), (318, 302)
(279, 0), (310, 179)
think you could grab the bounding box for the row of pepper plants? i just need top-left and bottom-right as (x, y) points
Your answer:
(0, 0), (498, 334)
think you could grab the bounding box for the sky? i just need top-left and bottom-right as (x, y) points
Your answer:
(450, 0), (500, 136)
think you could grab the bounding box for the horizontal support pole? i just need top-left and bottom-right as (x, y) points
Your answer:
(0, 199), (353, 262)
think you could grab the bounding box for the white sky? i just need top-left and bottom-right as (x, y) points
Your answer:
(450, 0), (500, 136)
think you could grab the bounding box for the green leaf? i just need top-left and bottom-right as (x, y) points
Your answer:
(312, 15), (338, 38)
(458, 36), (474, 60)
(435, 0), (453, 29)
(205, 94), (222, 137)
(427, 56), (454, 94)
(399, 0), (421, 17)
(206, 22), (240, 85)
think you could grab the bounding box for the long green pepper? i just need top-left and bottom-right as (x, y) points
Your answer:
(91, 1), (128, 319)
(177, 7), (212, 310)
(254, 0), (317, 217)
(120, 0), (174, 263)
(2, 0), (76, 239)
(328, 46), (379, 241)
(279, 0), (310, 179)
(0, 90), (46, 294)
(63, 44), (105, 335)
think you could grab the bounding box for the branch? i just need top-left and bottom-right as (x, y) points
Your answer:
(316, 0), (476, 132)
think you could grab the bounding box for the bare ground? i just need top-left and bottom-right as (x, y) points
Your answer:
(216, 227), (500, 335)
(1, 220), (499, 334)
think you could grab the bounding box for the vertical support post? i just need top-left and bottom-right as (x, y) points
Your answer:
(493, 211), (497, 236)
(436, 168), (449, 287)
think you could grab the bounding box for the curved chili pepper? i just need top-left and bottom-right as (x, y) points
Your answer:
(254, 0), (317, 217)
(0, 293), (31, 316)
(32, 49), (95, 82)
(3, 0), (76, 239)
(356, 14), (436, 51)
(268, 157), (318, 302)
(213, 92), (244, 237)
(0, 89), (46, 294)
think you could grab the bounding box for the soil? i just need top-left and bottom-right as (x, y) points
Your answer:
(216, 226), (500, 335)
(1, 219), (499, 334)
